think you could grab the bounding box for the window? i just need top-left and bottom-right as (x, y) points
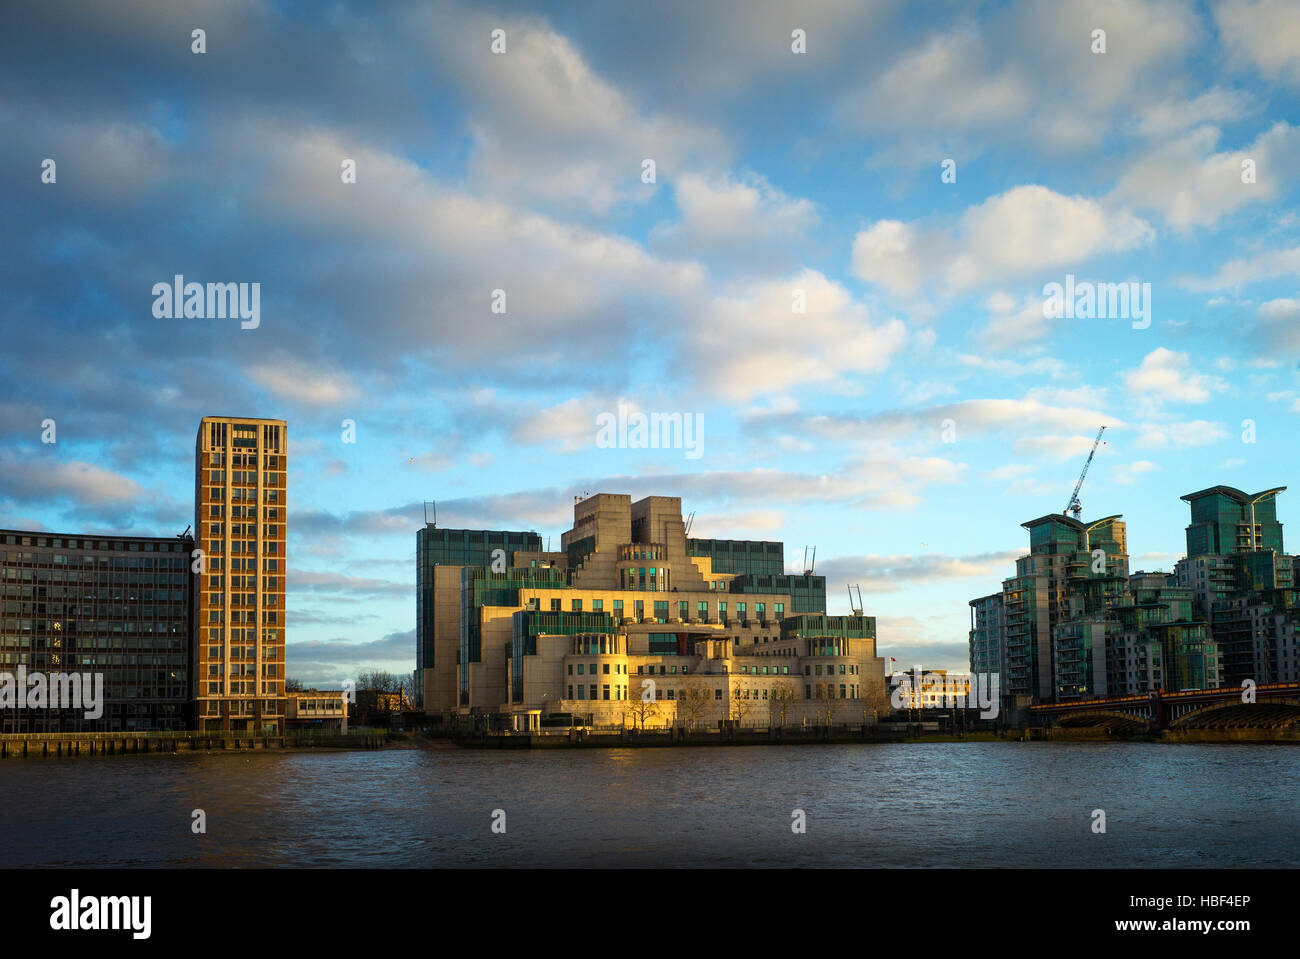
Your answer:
(714, 688), (723, 700)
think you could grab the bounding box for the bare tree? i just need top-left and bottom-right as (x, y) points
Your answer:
(623, 690), (660, 730)
(678, 684), (714, 731)
(356, 670), (402, 692)
(730, 686), (755, 727)
(770, 685), (797, 729)
(816, 682), (838, 727)
(285, 677), (304, 692)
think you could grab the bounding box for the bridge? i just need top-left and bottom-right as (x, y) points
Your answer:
(1029, 682), (1300, 732)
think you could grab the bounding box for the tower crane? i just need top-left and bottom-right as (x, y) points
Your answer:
(1064, 426), (1107, 519)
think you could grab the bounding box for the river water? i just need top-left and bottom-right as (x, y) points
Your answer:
(2, 742), (1296, 867)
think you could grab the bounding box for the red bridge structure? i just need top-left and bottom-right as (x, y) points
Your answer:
(1028, 682), (1300, 733)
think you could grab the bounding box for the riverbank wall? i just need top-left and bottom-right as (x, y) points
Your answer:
(0, 730), (393, 759)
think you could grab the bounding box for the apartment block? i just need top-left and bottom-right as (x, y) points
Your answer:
(193, 416), (287, 732)
(1172, 486), (1299, 687)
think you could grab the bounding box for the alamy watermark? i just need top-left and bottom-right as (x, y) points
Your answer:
(0, 667), (103, 719)
(889, 669), (1000, 719)
(595, 403), (703, 460)
(152, 274), (260, 329)
(1042, 273), (1150, 329)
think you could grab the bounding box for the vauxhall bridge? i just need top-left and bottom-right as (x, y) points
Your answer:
(1028, 682), (1300, 733)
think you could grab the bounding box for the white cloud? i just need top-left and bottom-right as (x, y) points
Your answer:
(1013, 433), (1115, 461)
(836, 28), (1031, 133)
(1132, 87), (1256, 138)
(852, 185), (1153, 297)
(1123, 348), (1223, 403)
(650, 172), (818, 272)
(0, 454), (143, 506)
(817, 548), (1024, 593)
(976, 292), (1051, 352)
(246, 359), (359, 407)
(1134, 419), (1230, 448)
(1111, 460), (1160, 485)
(1111, 122), (1300, 229)
(1216, 0), (1300, 86)
(418, 7), (726, 214)
(687, 269), (907, 400)
(1181, 244), (1300, 290)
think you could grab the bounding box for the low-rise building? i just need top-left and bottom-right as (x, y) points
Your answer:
(285, 688), (348, 731)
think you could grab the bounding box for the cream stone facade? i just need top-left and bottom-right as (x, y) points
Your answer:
(419, 493), (889, 730)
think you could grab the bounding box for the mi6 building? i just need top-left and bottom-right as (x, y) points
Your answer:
(417, 494), (888, 730)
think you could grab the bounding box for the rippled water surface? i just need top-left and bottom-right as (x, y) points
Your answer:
(1, 742), (1296, 867)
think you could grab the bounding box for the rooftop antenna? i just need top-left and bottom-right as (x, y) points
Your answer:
(1064, 426), (1107, 519)
(848, 584), (863, 616)
(684, 511), (695, 536)
(177, 524), (191, 540)
(809, 545), (816, 574)
(424, 501), (436, 527)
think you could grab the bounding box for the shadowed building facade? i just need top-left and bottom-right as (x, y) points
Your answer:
(1173, 486), (1300, 686)
(972, 510), (1218, 704)
(0, 530), (192, 732)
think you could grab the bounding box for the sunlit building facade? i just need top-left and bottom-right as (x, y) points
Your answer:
(417, 494), (888, 729)
(193, 416), (287, 732)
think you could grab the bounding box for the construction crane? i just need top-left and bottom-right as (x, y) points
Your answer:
(1064, 426), (1107, 519)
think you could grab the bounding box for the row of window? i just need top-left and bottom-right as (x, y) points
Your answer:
(568, 662), (627, 675)
(0, 538), (187, 552)
(205, 681), (283, 695)
(206, 452), (282, 468)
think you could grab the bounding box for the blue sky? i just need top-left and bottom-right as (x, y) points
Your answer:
(2, 0), (1300, 684)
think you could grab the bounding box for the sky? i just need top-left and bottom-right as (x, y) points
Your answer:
(2, 0), (1299, 685)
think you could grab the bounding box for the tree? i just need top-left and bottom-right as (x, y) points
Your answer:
(815, 683), (838, 727)
(285, 677), (304, 692)
(623, 692), (660, 730)
(769, 685), (797, 729)
(356, 670), (402, 692)
(730, 686), (755, 727)
(678, 684), (714, 731)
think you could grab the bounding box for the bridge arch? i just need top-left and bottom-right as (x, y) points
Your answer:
(1052, 710), (1150, 733)
(1169, 697), (1300, 729)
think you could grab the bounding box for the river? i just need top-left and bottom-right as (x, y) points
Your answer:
(2, 742), (1296, 867)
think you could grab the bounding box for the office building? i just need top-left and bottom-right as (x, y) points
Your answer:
(0, 529), (192, 732)
(417, 494), (888, 729)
